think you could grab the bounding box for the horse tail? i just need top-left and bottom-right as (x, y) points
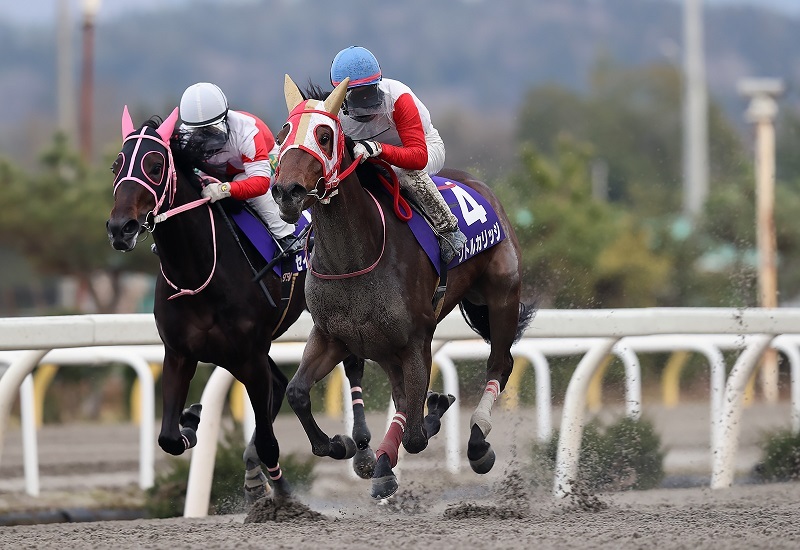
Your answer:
(458, 300), (536, 344)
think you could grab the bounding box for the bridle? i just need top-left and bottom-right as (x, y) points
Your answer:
(275, 98), (383, 279)
(276, 101), (362, 204)
(113, 122), (218, 299)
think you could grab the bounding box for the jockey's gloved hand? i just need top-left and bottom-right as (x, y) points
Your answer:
(201, 182), (231, 203)
(353, 140), (382, 164)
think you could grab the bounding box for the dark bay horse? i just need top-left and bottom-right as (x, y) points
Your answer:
(270, 76), (533, 499)
(106, 108), (373, 502)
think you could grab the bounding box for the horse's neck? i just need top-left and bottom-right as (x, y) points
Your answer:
(153, 173), (218, 275)
(311, 174), (385, 274)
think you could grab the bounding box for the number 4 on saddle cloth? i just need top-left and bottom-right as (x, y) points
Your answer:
(402, 176), (506, 274)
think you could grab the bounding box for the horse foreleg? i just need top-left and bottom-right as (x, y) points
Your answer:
(371, 363), (407, 499)
(242, 356), (292, 499)
(158, 351), (198, 456)
(343, 354), (376, 479)
(242, 355), (290, 504)
(286, 329), (356, 460)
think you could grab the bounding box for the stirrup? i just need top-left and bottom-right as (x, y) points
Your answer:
(439, 228), (467, 265)
(276, 234), (301, 254)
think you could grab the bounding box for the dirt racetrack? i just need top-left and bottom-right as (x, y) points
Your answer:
(2, 400), (800, 549)
(1, 477), (799, 549)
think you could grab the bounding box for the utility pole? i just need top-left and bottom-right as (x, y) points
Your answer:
(682, 0), (710, 220)
(738, 77), (785, 404)
(56, 0), (76, 142)
(79, 0), (102, 164)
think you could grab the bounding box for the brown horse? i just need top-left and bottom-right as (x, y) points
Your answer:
(106, 108), (374, 503)
(270, 76), (533, 499)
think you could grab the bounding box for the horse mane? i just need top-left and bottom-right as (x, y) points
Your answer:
(302, 81), (330, 101)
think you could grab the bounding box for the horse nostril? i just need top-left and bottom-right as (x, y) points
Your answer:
(289, 182), (306, 200)
(122, 219), (140, 236)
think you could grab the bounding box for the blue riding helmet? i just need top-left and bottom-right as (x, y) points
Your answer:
(330, 46), (382, 88)
(331, 46), (384, 119)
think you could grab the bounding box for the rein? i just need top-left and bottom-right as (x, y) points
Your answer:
(114, 128), (219, 299)
(309, 187), (386, 280)
(277, 100), (413, 279)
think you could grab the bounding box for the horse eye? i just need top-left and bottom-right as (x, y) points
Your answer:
(319, 133), (330, 145)
(149, 163), (163, 176)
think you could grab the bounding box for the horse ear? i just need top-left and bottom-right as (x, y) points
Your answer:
(156, 107), (180, 142)
(122, 105), (135, 139)
(284, 74), (304, 113)
(323, 77), (350, 115)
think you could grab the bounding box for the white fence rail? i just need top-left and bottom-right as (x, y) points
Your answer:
(2, 309), (800, 514)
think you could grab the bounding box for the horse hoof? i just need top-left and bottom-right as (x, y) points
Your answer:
(331, 434), (357, 460)
(469, 447), (496, 474)
(353, 447), (377, 479)
(157, 436), (186, 456)
(243, 482), (270, 506)
(370, 474), (398, 500)
(271, 476), (293, 498)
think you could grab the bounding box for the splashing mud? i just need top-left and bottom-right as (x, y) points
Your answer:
(243, 496), (326, 523)
(376, 484), (425, 515)
(443, 468), (532, 520)
(558, 479), (608, 512)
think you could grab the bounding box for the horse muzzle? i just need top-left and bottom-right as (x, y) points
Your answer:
(106, 217), (142, 251)
(271, 181), (307, 223)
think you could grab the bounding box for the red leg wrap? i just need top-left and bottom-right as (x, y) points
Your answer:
(376, 412), (406, 468)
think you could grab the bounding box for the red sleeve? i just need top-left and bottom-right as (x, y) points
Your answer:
(229, 114), (275, 199)
(378, 93), (428, 170)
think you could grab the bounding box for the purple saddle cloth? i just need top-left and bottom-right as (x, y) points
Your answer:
(228, 206), (310, 277)
(399, 176), (506, 275)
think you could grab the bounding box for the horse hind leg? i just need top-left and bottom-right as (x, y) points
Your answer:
(463, 298), (518, 474)
(344, 354), (376, 479)
(423, 391), (456, 439)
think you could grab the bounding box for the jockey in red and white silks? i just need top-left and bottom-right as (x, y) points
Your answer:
(205, 111), (294, 238)
(179, 83), (295, 243)
(330, 46), (466, 264)
(337, 78), (446, 177)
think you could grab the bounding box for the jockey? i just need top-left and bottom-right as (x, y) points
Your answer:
(330, 46), (467, 265)
(178, 82), (297, 252)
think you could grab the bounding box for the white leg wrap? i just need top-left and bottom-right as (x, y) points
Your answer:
(470, 380), (501, 437)
(244, 465), (268, 489)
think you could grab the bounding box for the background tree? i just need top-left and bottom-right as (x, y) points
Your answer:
(0, 133), (156, 313)
(496, 136), (671, 308)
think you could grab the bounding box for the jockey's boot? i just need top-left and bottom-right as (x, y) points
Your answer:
(399, 170), (467, 265)
(276, 233), (301, 254)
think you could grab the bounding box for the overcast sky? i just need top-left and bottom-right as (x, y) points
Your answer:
(0, 0), (797, 27)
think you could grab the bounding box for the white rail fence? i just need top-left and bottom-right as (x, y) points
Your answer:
(1, 308), (800, 516)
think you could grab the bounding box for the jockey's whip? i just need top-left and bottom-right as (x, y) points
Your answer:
(252, 223), (311, 284)
(213, 202), (276, 309)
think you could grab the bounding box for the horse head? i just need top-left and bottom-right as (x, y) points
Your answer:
(107, 106), (179, 251)
(270, 75), (351, 224)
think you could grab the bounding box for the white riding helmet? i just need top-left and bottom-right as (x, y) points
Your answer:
(179, 82), (228, 128)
